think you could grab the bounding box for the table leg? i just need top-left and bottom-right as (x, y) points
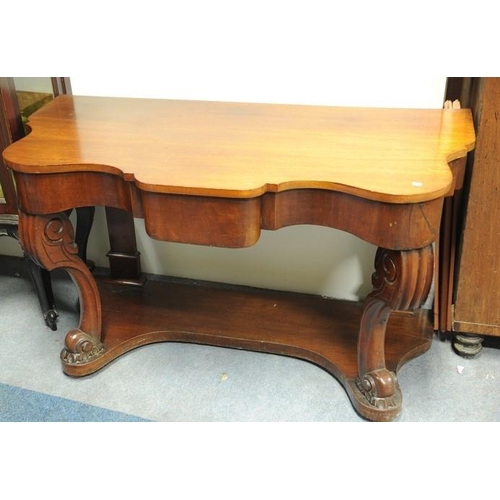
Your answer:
(354, 246), (434, 421)
(17, 211), (435, 420)
(75, 206), (96, 268)
(105, 207), (144, 285)
(18, 211), (104, 366)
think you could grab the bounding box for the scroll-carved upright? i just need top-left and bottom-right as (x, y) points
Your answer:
(18, 212), (103, 364)
(355, 246), (434, 420)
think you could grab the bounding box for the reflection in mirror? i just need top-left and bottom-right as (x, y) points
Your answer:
(1, 77), (70, 208)
(13, 77), (60, 131)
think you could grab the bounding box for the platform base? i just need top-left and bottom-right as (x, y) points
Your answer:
(62, 274), (433, 421)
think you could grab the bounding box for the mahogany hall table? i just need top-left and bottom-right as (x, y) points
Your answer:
(3, 96), (475, 421)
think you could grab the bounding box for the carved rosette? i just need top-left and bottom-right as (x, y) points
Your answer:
(357, 246), (434, 413)
(18, 212), (104, 365)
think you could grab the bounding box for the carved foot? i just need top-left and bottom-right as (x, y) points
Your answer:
(357, 368), (400, 410)
(61, 328), (104, 365)
(355, 246), (433, 420)
(18, 211), (104, 370)
(453, 333), (484, 358)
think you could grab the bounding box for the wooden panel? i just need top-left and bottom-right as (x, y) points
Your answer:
(142, 188), (446, 249)
(67, 272), (434, 398)
(3, 96), (475, 204)
(454, 78), (500, 335)
(6, 94), (472, 421)
(0, 77), (23, 214)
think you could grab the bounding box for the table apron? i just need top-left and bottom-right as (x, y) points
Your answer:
(14, 171), (444, 250)
(14, 171), (133, 214)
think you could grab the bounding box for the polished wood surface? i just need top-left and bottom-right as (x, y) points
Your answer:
(91, 271), (433, 423)
(434, 78), (500, 358)
(453, 79), (500, 341)
(2, 96), (475, 421)
(0, 78), (23, 213)
(4, 95), (475, 203)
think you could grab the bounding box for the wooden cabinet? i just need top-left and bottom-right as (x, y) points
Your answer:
(440, 78), (500, 356)
(0, 78), (23, 216)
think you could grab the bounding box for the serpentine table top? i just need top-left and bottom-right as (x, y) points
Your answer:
(5, 95), (474, 201)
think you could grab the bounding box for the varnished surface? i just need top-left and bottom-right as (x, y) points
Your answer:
(0, 79), (23, 213)
(66, 274), (433, 420)
(3, 95), (475, 203)
(12, 170), (446, 249)
(2, 95), (474, 420)
(454, 78), (500, 336)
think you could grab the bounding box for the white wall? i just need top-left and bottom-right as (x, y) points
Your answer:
(71, 76), (446, 109)
(3, 2), (448, 300)
(67, 75), (446, 300)
(13, 77), (53, 94)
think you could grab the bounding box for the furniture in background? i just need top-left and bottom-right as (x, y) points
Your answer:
(0, 77), (59, 329)
(3, 95), (475, 421)
(436, 78), (500, 357)
(0, 77), (94, 330)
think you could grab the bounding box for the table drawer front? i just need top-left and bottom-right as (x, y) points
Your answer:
(142, 192), (261, 248)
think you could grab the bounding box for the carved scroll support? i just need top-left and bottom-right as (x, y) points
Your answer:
(18, 212), (104, 367)
(355, 246), (434, 420)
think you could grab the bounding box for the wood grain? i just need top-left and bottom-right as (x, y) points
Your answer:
(65, 273), (433, 392)
(3, 94), (476, 420)
(3, 95), (475, 203)
(454, 78), (500, 335)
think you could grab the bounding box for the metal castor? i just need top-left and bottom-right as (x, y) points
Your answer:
(44, 308), (59, 331)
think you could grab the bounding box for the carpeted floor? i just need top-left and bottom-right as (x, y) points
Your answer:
(1, 254), (500, 422)
(0, 381), (148, 421)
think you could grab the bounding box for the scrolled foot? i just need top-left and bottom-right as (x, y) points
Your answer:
(357, 368), (400, 410)
(354, 245), (433, 421)
(61, 328), (104, 365)
(19, 211), (103, 356)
